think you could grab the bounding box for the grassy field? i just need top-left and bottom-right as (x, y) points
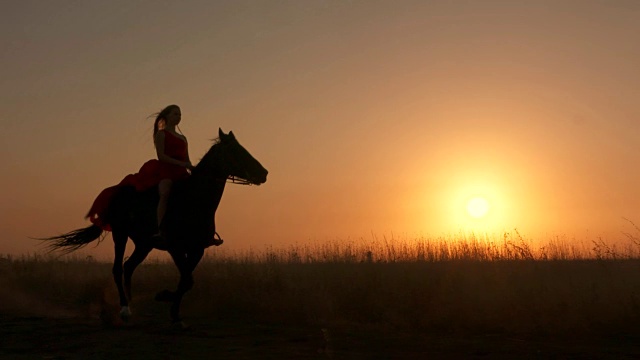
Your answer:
(3, 233), (640, 358)
(3, 232), (640, 333)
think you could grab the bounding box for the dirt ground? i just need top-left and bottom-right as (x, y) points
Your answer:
(2, 313), (640, 359)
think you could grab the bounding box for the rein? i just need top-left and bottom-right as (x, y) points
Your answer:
(193, 173), (252, 185)
(202, 175), (253, 185)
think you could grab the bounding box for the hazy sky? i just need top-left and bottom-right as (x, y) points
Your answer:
(2, 0), (640, 257)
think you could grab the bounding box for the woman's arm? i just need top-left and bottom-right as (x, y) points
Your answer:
(184, 141), (194, 170)
(154, 131), (191, 168)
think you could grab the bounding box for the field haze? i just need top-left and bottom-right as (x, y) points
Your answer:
(3, 235), (640, 358)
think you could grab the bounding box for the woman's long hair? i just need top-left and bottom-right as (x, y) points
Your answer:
(152, 104), (180, 141)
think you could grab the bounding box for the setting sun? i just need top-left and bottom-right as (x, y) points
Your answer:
(466, 197), (490, 219)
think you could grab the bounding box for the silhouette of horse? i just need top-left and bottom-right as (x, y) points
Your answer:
(41, 129), (268, 325)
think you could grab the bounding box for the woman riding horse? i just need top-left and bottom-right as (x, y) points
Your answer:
(42, 127), (268, 325)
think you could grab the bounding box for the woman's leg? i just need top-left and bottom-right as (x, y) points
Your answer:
(157, 179), (173, 232)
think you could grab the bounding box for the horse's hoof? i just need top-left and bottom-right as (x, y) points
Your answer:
(119, 306), (132, 321)
(155, 290), (175, 302)
(172, 320), (190, 330)
(153, 238), (170, 251)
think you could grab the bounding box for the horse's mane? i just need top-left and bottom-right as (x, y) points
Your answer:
(196, 138), (221, 162)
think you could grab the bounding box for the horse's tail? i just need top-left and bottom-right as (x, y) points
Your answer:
(39, 225), (106, 255)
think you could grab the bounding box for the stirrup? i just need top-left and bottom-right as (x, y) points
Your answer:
(152, 231), (169, 249)
(205, 232), (224, 247)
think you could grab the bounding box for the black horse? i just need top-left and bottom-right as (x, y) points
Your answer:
(42, 129), (268, 325)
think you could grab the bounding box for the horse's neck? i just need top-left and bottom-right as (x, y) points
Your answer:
(189, 175), (226, 213)
(181, 146), (228, 215)
(177, 174), (226, 212)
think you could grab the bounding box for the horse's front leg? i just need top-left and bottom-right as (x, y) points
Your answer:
(168, 248), (204, 325)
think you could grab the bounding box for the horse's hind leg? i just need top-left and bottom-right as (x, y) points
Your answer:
(111, 231), (129, 316)
(122, 244), (152, 317)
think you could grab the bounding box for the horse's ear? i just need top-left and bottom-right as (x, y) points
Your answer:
(229, 131), (236, 139)
(218, 128), (225, 140)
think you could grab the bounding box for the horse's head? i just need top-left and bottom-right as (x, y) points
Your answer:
(196, 128), (268, 185)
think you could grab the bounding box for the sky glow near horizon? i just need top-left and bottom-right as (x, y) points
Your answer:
(2, 1), (640, 257)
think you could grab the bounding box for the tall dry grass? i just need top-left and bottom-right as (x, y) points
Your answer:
(3, 232), (640, 336)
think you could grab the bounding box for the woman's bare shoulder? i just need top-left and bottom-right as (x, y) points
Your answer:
(170, 130), (188, 142)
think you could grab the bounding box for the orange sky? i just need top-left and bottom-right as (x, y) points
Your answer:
(2, 1), (640, 257)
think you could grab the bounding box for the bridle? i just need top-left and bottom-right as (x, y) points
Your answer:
(227, 175), (253, 185)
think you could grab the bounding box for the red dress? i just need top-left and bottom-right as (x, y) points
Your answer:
(87, 130), (189, 231)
